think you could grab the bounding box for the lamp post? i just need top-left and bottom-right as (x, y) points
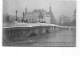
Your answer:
(15, 10), (18, 21)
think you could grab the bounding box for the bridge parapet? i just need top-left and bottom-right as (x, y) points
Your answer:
(3, 23), (76, 42)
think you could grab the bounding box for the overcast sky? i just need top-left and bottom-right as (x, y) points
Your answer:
(3, 0), (76, 22)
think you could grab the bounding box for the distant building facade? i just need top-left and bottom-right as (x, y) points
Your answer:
(49, 6), (56, 24)
(23, 6), (39, 23)
(23, 6), (56, 24)
(59, 15), (71, 26)
(33, 9), (51, 24)
(24, 12), (39, 23)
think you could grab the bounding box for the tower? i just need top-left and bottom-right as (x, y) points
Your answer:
(49, 6), (51, 12)
(73, 9), (76, 19)
(15, 10), (18, 21)
(49, 6), (56, 24)
(25, 5), (27, 13)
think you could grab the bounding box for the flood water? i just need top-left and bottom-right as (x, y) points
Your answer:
(7, 30), (76, 47)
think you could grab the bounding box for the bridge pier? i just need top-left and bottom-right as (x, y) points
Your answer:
(68, 27), (76, 31)
(3, 25), (76, 42)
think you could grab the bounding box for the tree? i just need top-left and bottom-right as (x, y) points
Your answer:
(70, 9), (76, 26)
(70, 19), (76, 26)
(3, 14), (13, 23)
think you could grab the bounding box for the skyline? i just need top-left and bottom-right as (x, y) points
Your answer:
(3, 0), (76, 22)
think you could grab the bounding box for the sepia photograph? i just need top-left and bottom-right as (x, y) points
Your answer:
(3, 0), (76, 47)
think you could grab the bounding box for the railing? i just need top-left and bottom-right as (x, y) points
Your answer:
(3, 23), (76, 29)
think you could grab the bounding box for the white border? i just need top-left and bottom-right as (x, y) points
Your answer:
(0, 0), (80, 57)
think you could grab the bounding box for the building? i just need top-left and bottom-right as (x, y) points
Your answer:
(49, 6), (56, 24)
(24, 12), (39, 23)
(59, 15), (71, 26)
(34, 9), (51, 23)
(23, 5), (56, 24)
(23, 6), (39, 23)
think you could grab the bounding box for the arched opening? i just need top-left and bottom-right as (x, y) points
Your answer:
(46, 30), (50, 33)
(29, 33), (37, 37)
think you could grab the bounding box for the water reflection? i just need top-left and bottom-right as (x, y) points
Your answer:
(7, 30), (76, 47)
(30, 30), (76, 46)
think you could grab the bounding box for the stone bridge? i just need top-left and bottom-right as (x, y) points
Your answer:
(3, 23), (76, 42)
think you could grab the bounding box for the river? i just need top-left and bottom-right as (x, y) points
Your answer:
(7, 30), (76, 47)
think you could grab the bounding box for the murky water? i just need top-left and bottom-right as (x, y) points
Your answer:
(8, 30), (76, 47)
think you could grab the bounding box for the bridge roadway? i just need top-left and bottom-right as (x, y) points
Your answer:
(3, 22), (75, 28)
(3, 23), (76, 42)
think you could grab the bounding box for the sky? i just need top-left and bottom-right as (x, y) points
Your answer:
(3, 0), (76, 22)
